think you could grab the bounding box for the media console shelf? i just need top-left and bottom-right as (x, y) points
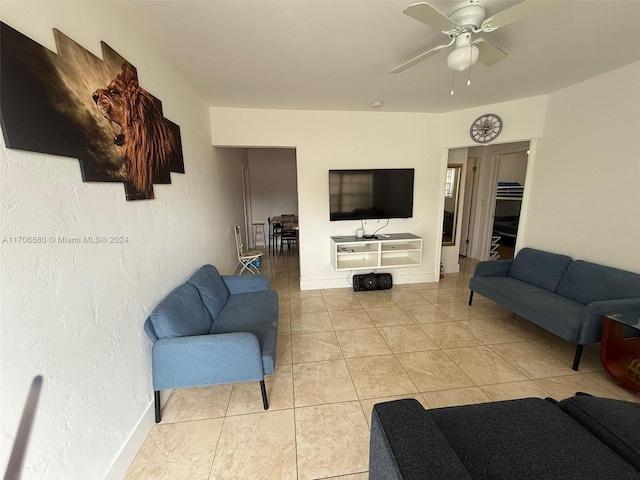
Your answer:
(331, 233), (422, 271)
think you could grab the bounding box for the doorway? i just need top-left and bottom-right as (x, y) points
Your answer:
(452, 141), (530, 263)
(492, 149), (528, 259)
(243, 148), (299, 251)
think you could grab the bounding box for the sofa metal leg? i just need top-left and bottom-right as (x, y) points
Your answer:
(260, 380), (269, 410)
(468, 291), (474, 306)
(572, 344), (584, 371)
(154, 391), (161, 423)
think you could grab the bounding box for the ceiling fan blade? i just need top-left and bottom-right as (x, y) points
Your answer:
(475, 39), (508, 66)
(389, 42), (451, 74)
(404, 2), (459, 32)
(481, 0), (551, 32)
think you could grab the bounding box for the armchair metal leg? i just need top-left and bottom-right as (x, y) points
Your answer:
(260, 380), (269, 410)
(154, 391), (161, 423)
(572, 344), (584, 371)
(468, 291), (474, 306)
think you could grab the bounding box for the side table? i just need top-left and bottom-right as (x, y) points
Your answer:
(600, 310), (640, 394)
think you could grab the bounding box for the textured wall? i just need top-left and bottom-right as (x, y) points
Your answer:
(520, 62), (640, 272)
(0, 3), (246, 478)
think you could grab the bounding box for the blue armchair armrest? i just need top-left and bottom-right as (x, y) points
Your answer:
(152, 332), (264, 390)
(579, 297), (640, 344)
(473, 259), (512, 277)
(222, 274), (271, 294)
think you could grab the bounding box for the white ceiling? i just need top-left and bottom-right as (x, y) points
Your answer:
(118, 0), (640, 113)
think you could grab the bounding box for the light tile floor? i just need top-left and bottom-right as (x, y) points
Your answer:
(125, 253), (639, 480)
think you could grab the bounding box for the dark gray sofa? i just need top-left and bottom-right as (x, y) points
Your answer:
(369, 394), (640, 480)
(468, 247), (640, 370)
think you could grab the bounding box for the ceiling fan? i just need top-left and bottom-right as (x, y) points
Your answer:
(390, 0), (550, 74)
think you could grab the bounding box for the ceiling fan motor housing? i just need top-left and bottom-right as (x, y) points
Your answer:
(449, 0), (486, 29)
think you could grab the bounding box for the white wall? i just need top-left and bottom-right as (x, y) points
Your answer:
(439, 98), (548, 262)
(211, 108), (444, 288)
(498, 151), (528, 184)
(211, 99), (550, 289)
(248, 148), (298, 228)
(0, 4), (246, 478)
(520, 62), (640, 272)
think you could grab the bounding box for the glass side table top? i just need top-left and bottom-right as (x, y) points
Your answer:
(604, 310), (640, 331)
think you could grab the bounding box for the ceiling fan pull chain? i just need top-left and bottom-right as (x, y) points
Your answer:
(450, 70), (455, 95)
(467, 45), (473, 85)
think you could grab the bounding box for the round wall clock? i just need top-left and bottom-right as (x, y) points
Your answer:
(470, 114), (503, 143)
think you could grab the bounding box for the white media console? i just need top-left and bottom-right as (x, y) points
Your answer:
(330, 233), (423, 271)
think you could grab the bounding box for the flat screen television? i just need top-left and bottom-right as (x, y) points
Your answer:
(329, 168), (414, 221)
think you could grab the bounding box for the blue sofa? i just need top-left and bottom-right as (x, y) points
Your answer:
(469, 248), (640, 370)
(144, 265), (279, 422)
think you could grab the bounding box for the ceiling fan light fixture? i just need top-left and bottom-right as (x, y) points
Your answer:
(447, 44), (479, 72)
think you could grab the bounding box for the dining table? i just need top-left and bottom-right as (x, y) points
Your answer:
(271, 215), (298, 227)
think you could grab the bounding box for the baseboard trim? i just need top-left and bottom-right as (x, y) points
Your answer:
(104, 390), (171, 479)
(441, 262), (461, 274)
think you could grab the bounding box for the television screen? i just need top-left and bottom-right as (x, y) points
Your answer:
(329, 169), (414, 221)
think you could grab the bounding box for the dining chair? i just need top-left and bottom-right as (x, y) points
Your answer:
(235, 226), (263, 274)
(268, 217), (282, 254)
(279, 218), (298, 255)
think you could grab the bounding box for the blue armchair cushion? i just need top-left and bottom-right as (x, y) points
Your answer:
(507, 247), (573, 292)
(151, 332), (265, 390)
(150, 284), (212, 338)
(222, 274), (271, 294)
(210, 290), (279, 375)
(556, 260), (640, 305)
(186, 264), (230, 319)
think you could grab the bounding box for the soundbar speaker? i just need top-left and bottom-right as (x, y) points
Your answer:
(352, 273), (393, 292)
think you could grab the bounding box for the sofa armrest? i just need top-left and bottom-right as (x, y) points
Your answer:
(472, 259), (512, 278)
(578, 297), (640, 344)
(559, 394), (640, 471)
(151, 332), (264, 390)
(222, 274), (271, 294)
(370, 399), (472, 480)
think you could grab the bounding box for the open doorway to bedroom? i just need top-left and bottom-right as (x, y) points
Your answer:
(449, 141), (530, 267)
(492, 148), (528, 259)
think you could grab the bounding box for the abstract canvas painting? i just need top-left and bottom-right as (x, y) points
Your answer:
(0, 22), (185, 200)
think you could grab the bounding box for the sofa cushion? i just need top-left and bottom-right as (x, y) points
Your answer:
(469, 276), (545, 309)
(210, 290), (279, 375)
(507, 247), (573, 292)
(556, 260), (640, 305)
(559, 394), (640, 471)
(370, 399), (472, 480)
(507, 288), (585, 341)
(428, 397), (640, 480)
(150, 284), (212, 338)
(186, 264), (230, 319)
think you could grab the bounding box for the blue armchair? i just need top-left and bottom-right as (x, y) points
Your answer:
(144, 265), (279, 422)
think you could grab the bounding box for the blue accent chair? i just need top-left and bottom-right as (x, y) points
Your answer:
(144, 265), (279, 422)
